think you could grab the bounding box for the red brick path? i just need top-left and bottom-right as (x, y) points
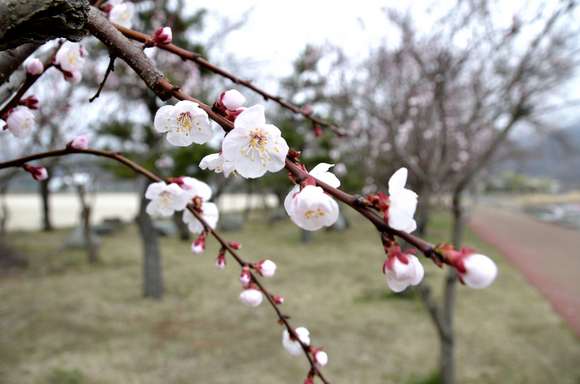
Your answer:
(469, 206), (580, 337)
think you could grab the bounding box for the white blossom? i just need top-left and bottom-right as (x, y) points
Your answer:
(200, 153), (235, 177)
(220, 89), (246, 110)
(460, 253), (498, 289)
(384, 254), (424, 292)
(5, 107), (35, 138)
(180, 177), (219, 234)
(221, 105), (289, 178)
(282, 327), (310, 356)
(24, 58), (44, 75)
(256, 259), (276, 277)
(388, 167), (418, 233)
(154, 100), (213, 146)
(55, 42), (85, 82)
(284, 163), (340, 219)
(284, 185), (339, 231)
(239, 288), (263, 307)
(145, 182), (189, 217)
(109, 1), (135, 28)
(314, 350), (328, 366)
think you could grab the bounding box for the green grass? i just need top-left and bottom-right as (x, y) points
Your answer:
(1, 210), (579, 384)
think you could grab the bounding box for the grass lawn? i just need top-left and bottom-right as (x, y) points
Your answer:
(1, 209), (579, 384)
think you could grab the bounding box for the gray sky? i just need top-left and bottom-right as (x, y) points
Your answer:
(191, 0), (580, 128)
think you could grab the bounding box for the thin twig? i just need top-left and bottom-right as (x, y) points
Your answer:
(0, 146), (330, 384)
(113, 23), (346, 137)
(89, 54), (116, 102)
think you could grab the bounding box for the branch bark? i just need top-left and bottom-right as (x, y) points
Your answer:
(0, 0), (89, 50)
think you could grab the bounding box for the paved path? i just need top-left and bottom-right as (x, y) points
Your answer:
(470, 206), (580, 337)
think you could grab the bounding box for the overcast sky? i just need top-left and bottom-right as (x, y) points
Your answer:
(189, 0), (579, 129)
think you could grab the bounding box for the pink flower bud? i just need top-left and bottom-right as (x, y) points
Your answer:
(240, 266), (251, 286)
(215, 253), (226, 269)
(191, 233), (206, 254)
(25, 58), (44, 76)
(68, 134), (89, 150)
(19, 96), (39, 110)
(229, 241), (241, 250)
(219, 89), (246, 111)
(153, 26), (173, 45)
(23, 164), (48, 181)
(239, 288), (263, 307)
(304, 376), (314, 384)
(272, 295), (284, 305)
(256, 259), (276, 277)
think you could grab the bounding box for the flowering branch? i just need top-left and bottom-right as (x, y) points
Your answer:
(0, 45), (58, 117)
(85, 6), (456, 267)
(0, 146), (331, 384)
(111, 23), (346, 137)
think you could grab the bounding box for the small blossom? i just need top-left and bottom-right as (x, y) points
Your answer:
(239, 288), (263, 307)
(383, 245), (424, 292)
(5, 106), (35, 138)
(285, 185), (339, 231)
(240, 266), (251, 286)
(23, 164), (48, 181)
(55, 42), (85, 82)
(312, 348), (328, 367)
(153, 26), (172, 44)
(191, 233), (206, 254)
(458, 253), (498, 289)
(154, 100), (213, 146)
(229, 241), (241, 250)
(25, 58), (44, 75)
(180, 177), (219, 234)
(199, 153), (235, 177)
(272, 295), (285, 305)
(388, 167), (418, 233)
(68, 134), (89, 150)
(145, 181), (189, 217)
(221, 105), (289, 179)
(220, 89), (246, 110)
(255, 259), (276, 277)
(109, 1), (135, 28)
(282, 327), (310, 356)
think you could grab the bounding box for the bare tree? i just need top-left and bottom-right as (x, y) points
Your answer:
(340, 1), (579, 382)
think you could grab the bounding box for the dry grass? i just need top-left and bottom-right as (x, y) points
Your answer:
(0, 210), (579, 384)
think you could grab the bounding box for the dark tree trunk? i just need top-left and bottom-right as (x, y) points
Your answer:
(439, 188), (464, 384)
(137, 181), (163, 299)
(77, 185), (99, 264)
(39, 174), (53, 232)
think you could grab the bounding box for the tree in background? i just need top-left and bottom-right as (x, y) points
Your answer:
(336, 1), (579, 382)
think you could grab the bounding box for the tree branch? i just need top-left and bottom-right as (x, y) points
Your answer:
(0, 0), (89, 50)
(114, 23), (346, 137)
(85, 5), (450, 267)
(0, 146), (330, 384)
